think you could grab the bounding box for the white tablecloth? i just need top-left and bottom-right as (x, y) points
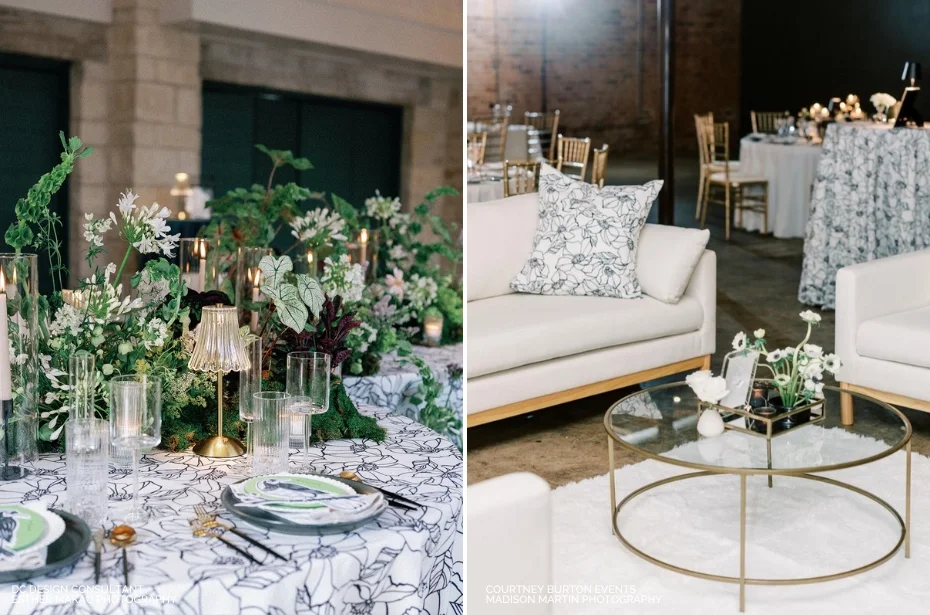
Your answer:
(344, 344), (462, 449)
(737, 137), (822, 238)
(0, 408), (462, 615)
(466, 122), (529, 162)
(799, 122), (930, 308)
(467, 180), (504, 203)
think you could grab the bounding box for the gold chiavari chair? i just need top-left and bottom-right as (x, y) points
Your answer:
(701, 122), (769, 241)
(503, 161), (541, 197)
(467, 132), (487, 165)
(590, 144), (609, 188)
(555, 135), (591, 181)
(524, 109), (561, 161)
(471, 116), (509, 163)
(695, 112), (742, 219)
(750, 110), (789, 134)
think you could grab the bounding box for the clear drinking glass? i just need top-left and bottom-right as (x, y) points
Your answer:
(286, 352), (331, 472)
(239, 337), (262, 457)
(252, 391), (290, 475)
(66, 418), (109, 528)
(109, 374), (162, 523)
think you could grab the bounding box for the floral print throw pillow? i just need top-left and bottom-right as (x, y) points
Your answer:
(510, 165), (663, 298)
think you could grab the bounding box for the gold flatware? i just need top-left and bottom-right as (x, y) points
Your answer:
(109, 525), (136, 587)
(190, 520), (260, 564)
(193, 505), (287, 561)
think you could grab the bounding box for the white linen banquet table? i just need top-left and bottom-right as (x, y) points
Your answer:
(737, 135), (822, 238)
(344, 343), (463, 449)
(0, 407), (463, 615)
(466, 122), (529, 162)
(799, 122), (930, 309)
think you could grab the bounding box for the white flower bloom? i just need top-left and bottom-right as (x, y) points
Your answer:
(687, 373), (729, 403)
(685, 370), (713, 387)
(774, 374), (791, 386)
(384, 268), (406, 299)
(406, 273), (438, 312)
(365, 191), (402, 221)
(823, 353), (841, 373)
(802, 344), (823, 359)
(117, 190), (139, 217)
(289, 208), (347, 247)
(388, 245), (409, 263)
(320, 254), (365, 303)
(753, 328), (765, 339)
(766, 349), (786, 363)
(732, 332), (747, 351)
(799, 310), (822, 324)
(804, 378), (817, 391)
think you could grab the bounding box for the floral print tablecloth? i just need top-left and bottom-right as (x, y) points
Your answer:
(0, 407), (463, 615)
(799, 122), (930, 308)
(344, 344), (463, 450)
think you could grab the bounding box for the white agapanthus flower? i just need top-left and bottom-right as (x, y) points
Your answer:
(320, 254), (365, 303)
(83, 213), (113, 248)
(289, 208), (347, 247)
(110, 191), (180, 257)
(406, 273), (438, 312)
(365, 191), (402, 221)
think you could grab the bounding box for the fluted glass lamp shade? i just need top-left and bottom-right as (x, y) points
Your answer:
(188, 305), (249, 457)
(188, 305), (251, 374)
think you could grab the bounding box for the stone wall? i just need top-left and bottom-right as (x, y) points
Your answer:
(0, 0), (462, 283)
(466, 0), (741, 155)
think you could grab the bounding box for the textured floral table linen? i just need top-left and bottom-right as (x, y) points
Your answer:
(799, 122), (930, 308)
(0, 407), (463, 615)
(344, 344), (463, 450)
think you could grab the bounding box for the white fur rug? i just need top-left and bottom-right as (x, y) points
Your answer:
(551, 428), (930, 614)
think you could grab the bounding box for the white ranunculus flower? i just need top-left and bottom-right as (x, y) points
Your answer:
(732, 331), (748, 352)
(685, 370), (713, 387)
(687, 373), (729, 403)
(753, 329), (765, 339)
(803, 344), (823, 359)
(799, 310), (822, 324)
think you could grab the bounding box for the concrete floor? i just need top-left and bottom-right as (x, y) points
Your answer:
(467, 157), (930, 486)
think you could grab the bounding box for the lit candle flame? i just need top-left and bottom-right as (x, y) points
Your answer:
(254, 269), (261, 286)
(199, 240), (207, 259)
(0, 269), (5, 290)
(307, 252), (314, 265)
(359, 228), (369, 244)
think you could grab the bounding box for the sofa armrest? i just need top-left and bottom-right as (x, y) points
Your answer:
(836, 249), (930, 367)
(467, 473), (552, 615)
(682, 250), (717, 356)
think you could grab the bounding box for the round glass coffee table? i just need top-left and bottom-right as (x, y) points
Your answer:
(605, 382), (912, 612)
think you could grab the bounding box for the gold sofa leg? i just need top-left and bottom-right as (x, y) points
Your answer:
(840, 381), (854, 426)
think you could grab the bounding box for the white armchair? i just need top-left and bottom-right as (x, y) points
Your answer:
(467, 473), (552, 615)
(835, 249), (930, 423)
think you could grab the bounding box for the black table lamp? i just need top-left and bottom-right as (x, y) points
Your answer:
(896, 61), (923, 127)
(903, 61), (922, 87)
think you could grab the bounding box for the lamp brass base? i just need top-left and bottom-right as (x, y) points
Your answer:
(192, 435), (246, 458)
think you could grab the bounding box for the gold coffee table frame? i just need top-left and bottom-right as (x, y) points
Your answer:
(605, 383), (912, 612)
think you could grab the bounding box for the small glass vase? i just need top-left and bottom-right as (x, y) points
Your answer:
(0, 254), (38, 480)
(235, 247), (273, 332)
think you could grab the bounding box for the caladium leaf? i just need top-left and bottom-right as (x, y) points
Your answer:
(295, 274), (324, 318)
(262, 282), (308, 333)
(258, 255), (293, 288)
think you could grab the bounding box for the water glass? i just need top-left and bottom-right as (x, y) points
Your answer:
(109, 374), (161, 523)
(239, 337), (263, 456)
(252, 392), (290, 476)
(66, 418), (109, 528)
(285, 352), (331, 472)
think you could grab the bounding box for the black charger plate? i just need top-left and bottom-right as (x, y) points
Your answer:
(0, 509), (92, 584)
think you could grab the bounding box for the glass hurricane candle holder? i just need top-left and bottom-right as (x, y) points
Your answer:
(235, 247), (273, 332)
(179, 238), (219, 293)
(109, 374), (162, 523)
(0, 254), (38, 480)
(423, 313), (444, 346)
(286, 352), (331, 473)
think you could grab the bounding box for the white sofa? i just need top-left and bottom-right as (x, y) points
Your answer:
(468, 472), (552, 615)
(835, 249), (930, 423)
(467, 192), (717, 426)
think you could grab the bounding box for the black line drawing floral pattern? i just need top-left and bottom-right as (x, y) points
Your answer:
(0, 407), (462, 615)
(511, 165), (662, 298)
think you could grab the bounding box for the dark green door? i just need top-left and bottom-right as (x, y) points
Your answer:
(0, 55), (70, 293)
(201, 82), (403, 248)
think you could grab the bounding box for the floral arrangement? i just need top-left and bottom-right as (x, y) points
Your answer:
(731, 311), (840, 409)
(870, 92), (897, 113)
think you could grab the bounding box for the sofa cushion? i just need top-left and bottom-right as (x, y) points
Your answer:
(466, 193), (538, 302)
(636, 225), (710, 304)
(857, 305), (930, 369)
(467, 292), (704, 378)
(510, 165), (663, 299)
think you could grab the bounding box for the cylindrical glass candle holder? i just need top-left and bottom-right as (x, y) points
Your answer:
(179, 238), (218, 293)
(235, 247), (273, 332)
(293, 248), (320, 277)
(66, 418), (109, 527)
(68, 351), (96, 421)
(423, 313), (444, 346)
(0, 254), (38, 480)
(239, 337), (262, 456)
(252, 392), (290, 476)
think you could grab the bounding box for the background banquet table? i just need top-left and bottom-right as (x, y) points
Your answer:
(799, 122), (930, 308)
(344, 343), (462, 449)
(737, 135), (822, 238)
(466, 122), (529, 162)
(0, 407), (462, 615)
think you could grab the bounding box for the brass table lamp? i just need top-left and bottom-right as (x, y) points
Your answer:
(189, 305), (251, 457)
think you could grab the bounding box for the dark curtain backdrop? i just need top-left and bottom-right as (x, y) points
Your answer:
(741, 1), (930, 134)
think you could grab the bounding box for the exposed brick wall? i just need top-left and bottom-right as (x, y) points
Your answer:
(467, 0), (741, 155)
